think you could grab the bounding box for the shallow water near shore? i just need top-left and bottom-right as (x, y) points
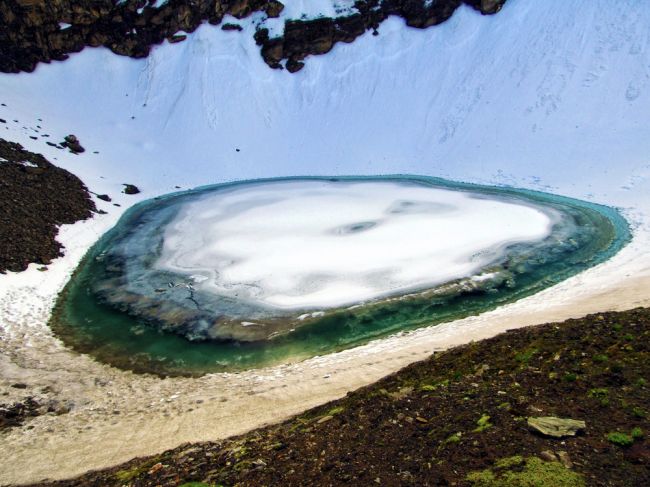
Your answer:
(50, 176), (631, 376)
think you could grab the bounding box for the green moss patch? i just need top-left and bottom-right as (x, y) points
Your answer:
(467, 456), (585, 486)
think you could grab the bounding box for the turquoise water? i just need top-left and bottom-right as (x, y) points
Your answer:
(51, 176), (630, 376)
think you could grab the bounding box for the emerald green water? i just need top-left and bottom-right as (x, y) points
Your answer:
(51, 176), (630, 376)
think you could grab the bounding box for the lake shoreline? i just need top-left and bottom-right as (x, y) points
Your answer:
(50, 176), (630, 376)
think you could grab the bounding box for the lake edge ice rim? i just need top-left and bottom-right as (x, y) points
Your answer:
(0, 0), (506, 74)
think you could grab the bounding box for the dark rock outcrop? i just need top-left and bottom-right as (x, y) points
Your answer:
(221, 22), (243, 32)
(0, 0), (506, 74)
(0, 137), (96, 273)
(264, 0), (283, 18)
(122, 183), (140, 194)
(0, 395), (73, 430)
(0, 0), (274, 73)
(261, 0), (506, 71)
(61, 134), (84, 154)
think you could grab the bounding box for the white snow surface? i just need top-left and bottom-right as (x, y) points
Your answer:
(158, 180), (552, 309)
(0, 0), (649, 334)
(277, 0), (356, 19)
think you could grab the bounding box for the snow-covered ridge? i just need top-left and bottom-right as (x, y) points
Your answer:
(1, 0), (648, 280)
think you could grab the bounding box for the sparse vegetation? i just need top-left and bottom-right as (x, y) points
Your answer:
(443, 432), (462, 444)
(474, 414), (493, 432)
(563, 372), (578, 382)
(114, 458), (161, 483)
(467, 456), (585, 486)
(607, 432), (634, 447)
(515, 347), (538, 364)
(326, 406), (345, 416)
(588, 388), (610, 406)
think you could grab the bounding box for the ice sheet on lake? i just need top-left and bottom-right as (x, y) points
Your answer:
(156, 180), (552, 309)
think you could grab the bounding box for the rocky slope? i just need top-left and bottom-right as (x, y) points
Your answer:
(0, 137), (96, 273)
(0, 0), (506, 74)
(258, 0), (506, 72)
(32, 308), (650, 486)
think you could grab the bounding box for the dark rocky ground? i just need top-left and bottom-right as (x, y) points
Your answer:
(1, 0), (506, 74)
(0, 137), (96, 273)
(0, 394), (72, 430)
(0, 395), (41, 430)
(31, 308), (650, 486)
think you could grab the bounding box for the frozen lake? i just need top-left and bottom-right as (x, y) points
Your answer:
(51, 176), (629, 375)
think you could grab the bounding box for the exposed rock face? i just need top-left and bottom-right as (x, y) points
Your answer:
(264, 0), (283, 18)
(0, 0), (506, 74)
(0, 137), (96, 273)
(259, 0), (505, 71)
(0, 397), (41, 429)
(464, 0), (505, 14)
(0, 395), (73, 430)
(0, 0), (272, 73)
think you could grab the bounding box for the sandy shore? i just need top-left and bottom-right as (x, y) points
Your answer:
(0, 210), (648, 486)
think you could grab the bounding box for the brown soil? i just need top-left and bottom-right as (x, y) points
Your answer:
(0, 137), (96, 273)
(31, 308), (650, 486)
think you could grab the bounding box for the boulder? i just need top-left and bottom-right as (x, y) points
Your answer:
(122, 183), (140, 195)
(61, 134), (85, 154)
(265, 0), (284, 18)
(527, 416), (586, 438)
